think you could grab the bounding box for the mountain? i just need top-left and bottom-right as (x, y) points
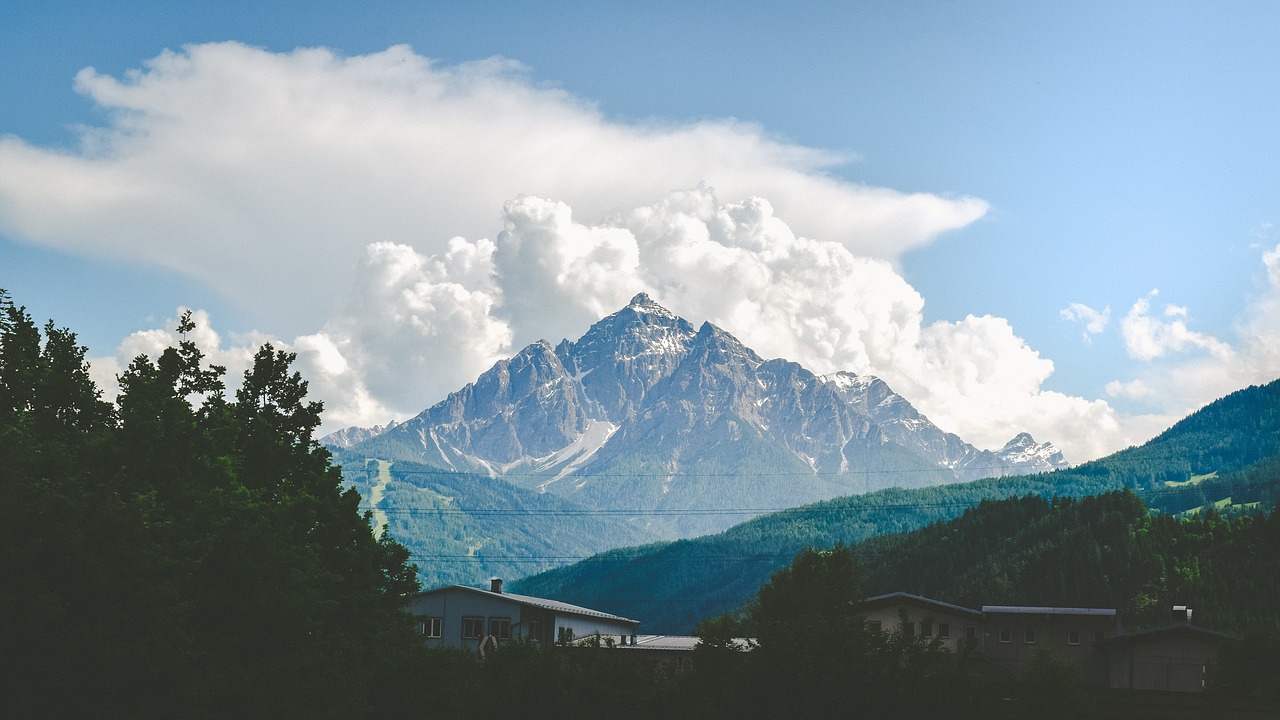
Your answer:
(321, 420), (401, 450)
(329, 293), (1066, 538)
(510, 379), (1280, 632)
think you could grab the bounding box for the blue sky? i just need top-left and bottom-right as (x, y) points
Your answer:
(3, 1), (1279, 462)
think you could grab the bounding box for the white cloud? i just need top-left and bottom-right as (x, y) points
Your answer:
(87, 187), (1137, 461)
(1106, 379), (1154, 400)
(0, 42), (986, 340)
(1121, 290), (1233, 362)
(1092, 244), (1280, 423)
(1060, 302), (1110, 343)
(31, 42), (1279, 465)
(325, 187), (1150, 461)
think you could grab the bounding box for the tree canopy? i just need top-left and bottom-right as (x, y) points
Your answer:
(0, 293), (420, 719)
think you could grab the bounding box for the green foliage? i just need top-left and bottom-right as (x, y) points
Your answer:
(1017, 647), (1092, 720)
(0, 292), (421, 719)
(1210, 631), (1280, 696)
(683, 545), (980, 720)
(857, 491), (1280, 634)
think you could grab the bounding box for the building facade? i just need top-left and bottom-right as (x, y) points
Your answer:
(406, 578), (641, 652)
(980, 605), (1120, 686)
(862, 592), (984, 655)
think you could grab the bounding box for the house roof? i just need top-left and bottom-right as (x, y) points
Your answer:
(617, 635), (755, 652)
(982, 605), (1117, 617)
(864, 592), (982, 618)
(1100, 624), (1226, 647)
(624, 635), (701, 651)
(413, 585), (641, 626)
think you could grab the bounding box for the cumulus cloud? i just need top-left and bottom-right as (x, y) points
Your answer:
(96, 190), (1280, 465)
(0, 42), (986, 339)
(1121, 290), (1233, 362)
(1085, 244), (1280, 424)
(29, 42), (1278, 464)
(322, 188), (1154, 460)
(1060, 302), (1110, 343)
(86, 186), (1138, 460)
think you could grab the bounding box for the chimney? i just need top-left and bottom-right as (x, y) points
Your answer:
(1171, 605), (1192, 624)
(490, 577), (503, 594)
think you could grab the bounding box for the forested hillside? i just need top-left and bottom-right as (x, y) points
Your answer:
(334, 457), (656, 588)
(857, 491), (1280, 633)
(512, 380), (1280, 632)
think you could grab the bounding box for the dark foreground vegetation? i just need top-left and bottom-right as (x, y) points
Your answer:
(0, 293), (423, 718)
(3, 291), (1276, 719)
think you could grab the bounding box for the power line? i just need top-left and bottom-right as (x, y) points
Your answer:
(359, 485), (1263, 517)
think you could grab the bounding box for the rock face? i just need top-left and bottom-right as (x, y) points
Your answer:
(327, 293), (1069, 536)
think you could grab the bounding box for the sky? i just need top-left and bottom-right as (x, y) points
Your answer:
(3, 1), (1279, 463)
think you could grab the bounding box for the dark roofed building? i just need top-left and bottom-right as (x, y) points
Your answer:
(1101, 621), (1226, 693)
(406, 578), (640, 651)
(981, 604), (1121, 685)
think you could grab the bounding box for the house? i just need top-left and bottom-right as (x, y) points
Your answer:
(980, 604), (1121, 685)
(862, 592), (984, 654)
(406, 578), (640, 651)
(1100, 607), (1225, 693)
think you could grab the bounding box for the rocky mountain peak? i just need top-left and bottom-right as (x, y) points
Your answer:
(330, 294), (1070, 537)
(997, 432), (1068, 469)
(623, 291), (677, 319)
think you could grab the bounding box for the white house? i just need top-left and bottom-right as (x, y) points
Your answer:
(862, 591), (985, 654)
(406, 578), (641, 651)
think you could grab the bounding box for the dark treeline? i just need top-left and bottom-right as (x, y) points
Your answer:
(858, 490), (1280, 634)
(0, 293), (426, 718)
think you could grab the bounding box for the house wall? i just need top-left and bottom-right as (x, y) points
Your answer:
(553, 613), (636, 645)
(982, 612), (1117, 685)
(406, 589), (637, 650)
(406, 589), (534, 650)
(861, 604), (982, 655)
(1107, 635), (1219, 693)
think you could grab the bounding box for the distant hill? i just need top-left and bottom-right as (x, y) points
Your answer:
(333, 455), (655, 589)
(510, 379), (1280, 632)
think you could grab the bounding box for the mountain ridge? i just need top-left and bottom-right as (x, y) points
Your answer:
(327, 292), (1066, 538)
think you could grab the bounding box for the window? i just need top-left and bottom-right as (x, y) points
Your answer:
(965, 626), (978, 642)
(527, 619), (543, 642)
(489, 617), (511, 641)
(937, 623), (950, 640)
(416, 617), (442, 639)
(1067, 629), (1080, 645)
(1024, 628), (1037, 644)
(920, 622), (932, 638)
(902, 621), (915, 637)
(557, 627), (574, 644)
(462, 616), (484, 640)
(999, 627), (1011, 643)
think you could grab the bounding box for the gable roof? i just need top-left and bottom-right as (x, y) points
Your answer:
(1100, 623), (1226, 648)
(414, 585), (640, 627)
(864, 592), (982, 618)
